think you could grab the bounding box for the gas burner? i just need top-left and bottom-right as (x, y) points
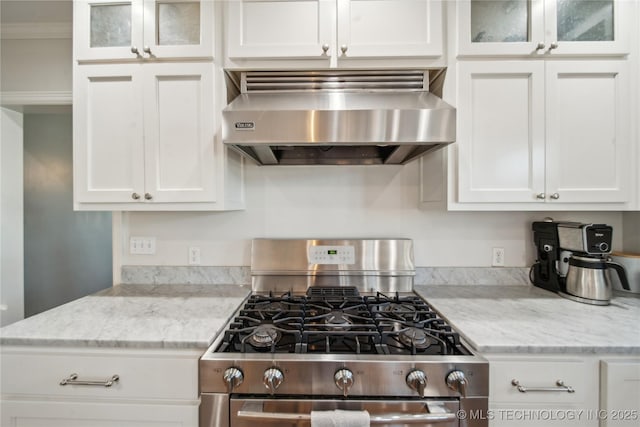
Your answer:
(256, 301), (286, 312)
(399, 327), (436, 349)
(246, 325), (281, 348)
(382, 303), (417, 315)
(324, 311), (353, 330)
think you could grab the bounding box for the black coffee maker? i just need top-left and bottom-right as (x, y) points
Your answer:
(531, 220), (615, 295)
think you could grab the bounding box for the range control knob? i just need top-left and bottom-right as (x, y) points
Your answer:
(334, 368), (354, 397)
(263, 367), (284, 395)
(223, 367), (243, 393)
(406, 369), (427, 398)
(446, 370), (468, 397)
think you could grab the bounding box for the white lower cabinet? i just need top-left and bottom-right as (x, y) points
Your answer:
(486, 355), (600, 427)
(1, 400), (197, 427)
(486, 354), (640, 427)
(600, 360), (640, 427)
(0, 346), (201, 427)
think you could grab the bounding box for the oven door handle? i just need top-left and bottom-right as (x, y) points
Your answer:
(236, 401), (458, 424)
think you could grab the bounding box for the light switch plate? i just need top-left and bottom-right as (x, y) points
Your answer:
(130, 237), (156, 255)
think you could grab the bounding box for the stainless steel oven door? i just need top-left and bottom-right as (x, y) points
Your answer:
(229, 398), (460, 427)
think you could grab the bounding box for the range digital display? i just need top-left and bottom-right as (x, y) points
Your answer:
(308, 245), (356, 265)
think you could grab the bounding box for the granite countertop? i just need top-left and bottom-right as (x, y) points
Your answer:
(415, 285), (640, 355)
(3, 282), (639, 354)
(0, 284), (250, 349)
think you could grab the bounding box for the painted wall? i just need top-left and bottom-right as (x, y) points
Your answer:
(623, 212), (640, 253)
(23, 113), (112, 316)
(0, 0), (72, 95)
(122, 159), (623, 268)
(0, 107), (24, 326)
(0, 38), (71, 93)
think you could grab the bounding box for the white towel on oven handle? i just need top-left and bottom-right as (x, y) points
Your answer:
(310, 409), (370, 427)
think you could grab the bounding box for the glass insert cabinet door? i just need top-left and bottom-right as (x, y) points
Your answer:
(142, 0), (213, 58)
(458, 0), (629, 55)
(74, 0), (213, 61)
(542, 0), (627, 54)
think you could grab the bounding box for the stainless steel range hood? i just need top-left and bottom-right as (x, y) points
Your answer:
(222, 70), (455, 166)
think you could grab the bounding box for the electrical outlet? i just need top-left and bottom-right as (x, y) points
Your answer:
(188, 246), (201, 265)
(130, 237), (156, 255)
(492, 247), (505, 267)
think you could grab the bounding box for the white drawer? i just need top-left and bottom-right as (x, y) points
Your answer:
(1, 398), (198, 427)
(1, 346), (201, 401)
(489, 358), (593, 404)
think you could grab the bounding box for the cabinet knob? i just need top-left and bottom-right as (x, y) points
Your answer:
(322, 43), (330, 54)
(548, 42), (559, 51)
(535, 42), (545, 51)
(131, 192), (141, 200)
(550, 193), (560, 200)
(130, 46), (140, 56)
(340, 45), (348, 55)
(144, 193), (153, 200)
(143, 46), (153, 56)
(536, 193), (546, 200)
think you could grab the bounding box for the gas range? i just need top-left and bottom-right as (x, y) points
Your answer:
(200, 239), (488, 427)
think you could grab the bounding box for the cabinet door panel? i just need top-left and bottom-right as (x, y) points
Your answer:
(143, 0), (214, 59)
(74, 65), (145, 204)
(143, 63), (215, 203)
(74, 0), (144, 61)
(457, 61), (545, 202)
(226, 0), (333, 59)
(600, 360), (640, 427)
(545, 60), (630, 203)
(458, 0), (630, 56)
(543, 0), (629, 55)
(337, 0), (442, 58)
(458, 0), (545, 55)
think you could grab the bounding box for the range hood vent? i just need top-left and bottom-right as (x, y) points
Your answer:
(222, 70), (456, 166)
(242, 70), (428, 92)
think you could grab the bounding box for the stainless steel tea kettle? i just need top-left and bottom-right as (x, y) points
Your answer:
(563, 255), (631, 305)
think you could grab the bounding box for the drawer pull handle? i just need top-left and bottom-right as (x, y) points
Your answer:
(511, 379), (574, 393)
(60, 373), (120, 388)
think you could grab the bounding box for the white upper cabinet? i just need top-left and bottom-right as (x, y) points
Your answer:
(457, 61), (546, 203)
(225, 0), (443, 66)
(336, 0), (443, 58)
(544, 60), (630, 204)
(74, 62), (218, 208)
(458, 0), (630, 56)
(455, 59), (631, 207)
(142, 63), (217, 203)
(73, 64), (145, 203)
(74, 0), (214, 61)
(226, 0), (334, 60)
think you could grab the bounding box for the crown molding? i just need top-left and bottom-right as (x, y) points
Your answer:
(0, 91), (72, 106)
(1, 22), (72, 40)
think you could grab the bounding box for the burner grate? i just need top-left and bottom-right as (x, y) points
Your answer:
(215, 289), (470, 355)
(307, 286), (360, 298)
